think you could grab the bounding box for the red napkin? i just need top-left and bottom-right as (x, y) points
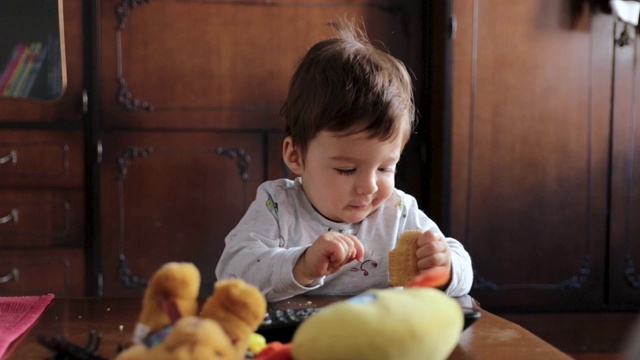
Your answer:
(0, 293), (54, 357)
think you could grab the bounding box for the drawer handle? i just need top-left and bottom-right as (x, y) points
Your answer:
(0, 267), (20, 283)
(0, 149), (17, 166)
(0, 209), (19, 224)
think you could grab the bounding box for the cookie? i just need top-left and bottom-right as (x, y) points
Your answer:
(388, 230), (422, 287)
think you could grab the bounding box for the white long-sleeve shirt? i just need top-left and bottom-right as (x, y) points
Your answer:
(215, 178), (473, 301)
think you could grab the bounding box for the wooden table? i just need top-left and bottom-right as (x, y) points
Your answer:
(4, 296), (572, 360)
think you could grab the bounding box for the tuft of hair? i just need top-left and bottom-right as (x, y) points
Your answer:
(281, 17), (416, 156)
(327, 17), (370, 50)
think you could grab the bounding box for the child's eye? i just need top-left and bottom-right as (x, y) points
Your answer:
(336, 168), (356, 175)
(378, 167), (397, 174)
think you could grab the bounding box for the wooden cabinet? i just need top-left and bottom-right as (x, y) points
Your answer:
(609, 20), (640, 309)
(0, 0), (86, 296)
(451, 0), (639, 310)
(95, 0), (425, 296)
(0, 130), (85, 297)
(98, 1), (422, 130)
(1, 0), (425, 297)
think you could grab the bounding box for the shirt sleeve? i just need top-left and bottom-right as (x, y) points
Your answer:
(215, 182), (323, 301)
(399, 192), (474, 297)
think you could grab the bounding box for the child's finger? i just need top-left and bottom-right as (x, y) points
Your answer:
(416, 235), (446, 259)
(417, 251), (447, 269)
(343, 234), (365, 262)
(416, 230), (439, 247)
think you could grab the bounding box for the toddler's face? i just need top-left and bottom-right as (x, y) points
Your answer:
(299, 130), (404, 224)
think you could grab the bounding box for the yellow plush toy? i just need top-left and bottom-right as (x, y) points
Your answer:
(115, 262), (267, 360)
(256, 267), (464, 360)
(290, 287), (463, 360)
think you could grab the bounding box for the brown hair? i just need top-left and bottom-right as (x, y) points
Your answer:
(280, 19), (416, 157)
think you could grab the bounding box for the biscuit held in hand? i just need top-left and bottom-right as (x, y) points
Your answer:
(388, 230), (422, 286)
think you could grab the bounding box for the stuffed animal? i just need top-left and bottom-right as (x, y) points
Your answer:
(289, 287), (463, 360)
(256, 266), (463, 360)
(116, 259), (462, 360)
(115, 262), (267, 360)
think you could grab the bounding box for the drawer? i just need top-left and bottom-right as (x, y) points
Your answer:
(0, 190), (84, 247)
(0, 248), (84, 296)
(0, 130), (84, 187)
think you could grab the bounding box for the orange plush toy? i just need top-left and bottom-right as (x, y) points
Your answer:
(115, 262), (267, 360)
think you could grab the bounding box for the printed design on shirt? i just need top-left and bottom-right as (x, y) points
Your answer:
(350, 259), (378, 276)
(265, 194), (286, 247)
(395, 200), (407, 218)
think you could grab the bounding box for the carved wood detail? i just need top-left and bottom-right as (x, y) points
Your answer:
(114, 146), (250, 288)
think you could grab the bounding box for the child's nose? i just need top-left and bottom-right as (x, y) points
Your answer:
(356, 172), (378, 195)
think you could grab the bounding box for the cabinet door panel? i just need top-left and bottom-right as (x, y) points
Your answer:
(609, 22), (640, 308)
(99, 0), (414, 130)
(452, 0), (611, 309)
(100, 132), (263, 297)
(0, 249), (84, 296)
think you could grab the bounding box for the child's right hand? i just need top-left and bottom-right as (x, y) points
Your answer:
(293, 232), (365, 286)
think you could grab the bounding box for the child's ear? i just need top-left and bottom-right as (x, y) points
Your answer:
(283, 136), (304, 175)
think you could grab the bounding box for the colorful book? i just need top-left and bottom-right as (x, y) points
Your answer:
(21, 43), (49, 97)
(13, 42), (43, 97)
(0, 43), (27, 94)
(2, 43), (30, 96)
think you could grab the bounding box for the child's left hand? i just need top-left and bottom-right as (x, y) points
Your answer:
(415, 231), (452, 289)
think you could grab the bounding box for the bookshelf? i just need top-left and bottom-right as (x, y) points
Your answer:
(0, 0), (64, 101)
(0, 0), (85, 297)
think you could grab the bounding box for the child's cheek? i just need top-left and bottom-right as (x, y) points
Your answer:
(378, 178), (395, 199)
